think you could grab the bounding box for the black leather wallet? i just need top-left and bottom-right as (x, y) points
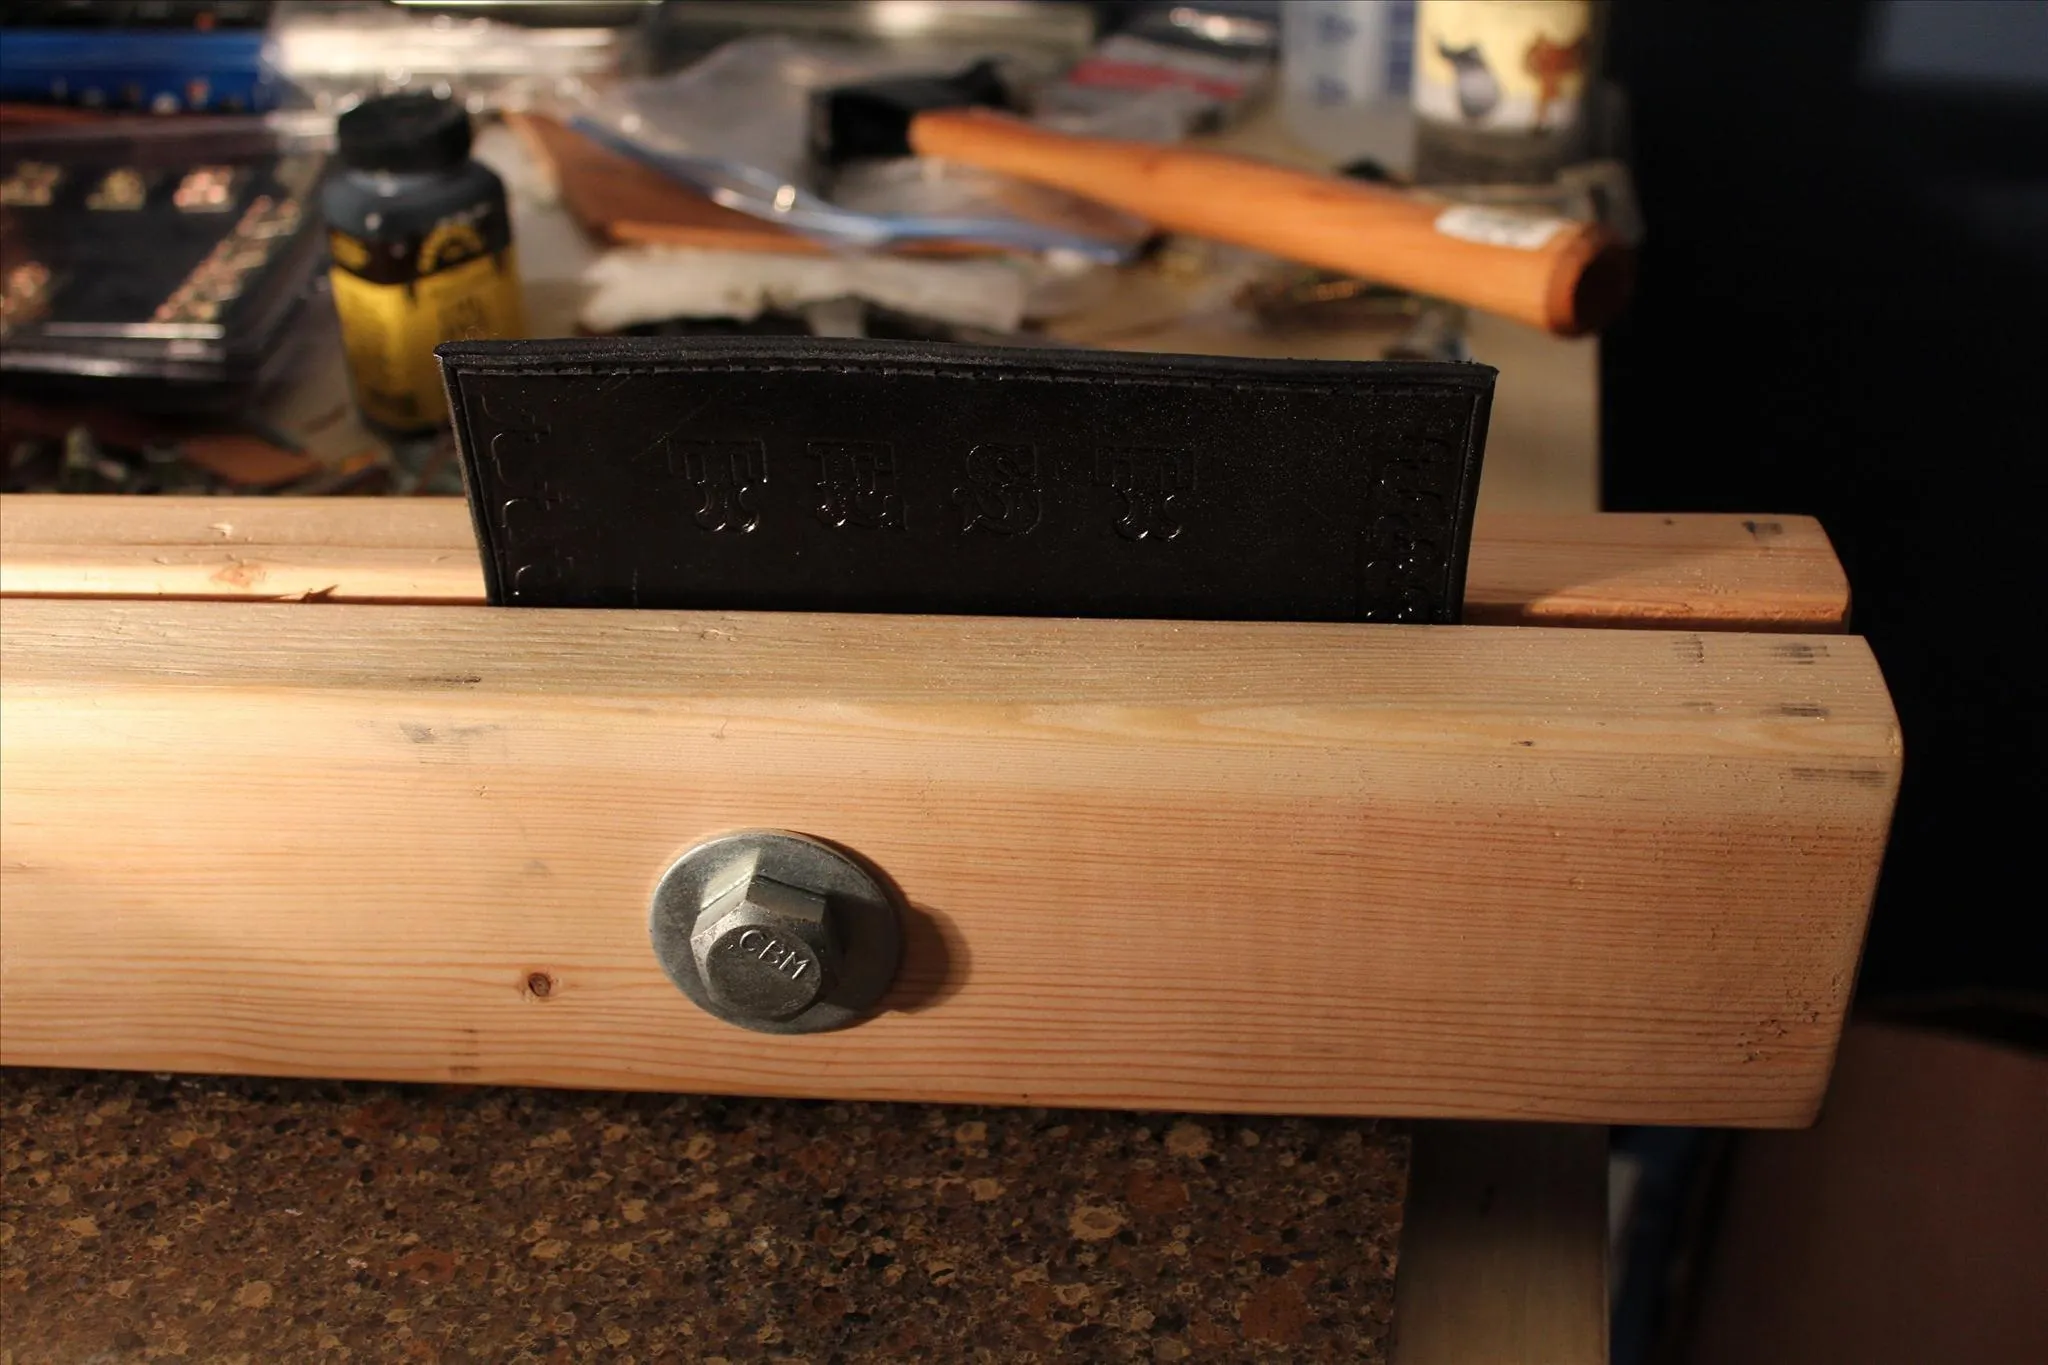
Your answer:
(440, 337), (1493, 623)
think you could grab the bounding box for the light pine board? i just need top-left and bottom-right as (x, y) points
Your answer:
(0, 495), (1850, 631)
(1393, 1123), (1610, 1365)
(1, 599), (1897, 1124)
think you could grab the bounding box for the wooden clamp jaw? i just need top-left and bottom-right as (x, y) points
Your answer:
(0, 495), (1893, 1129)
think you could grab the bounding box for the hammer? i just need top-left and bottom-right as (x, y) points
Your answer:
(815, 64), (1632, 337)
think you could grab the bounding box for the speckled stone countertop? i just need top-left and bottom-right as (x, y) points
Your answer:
(1, 1071), (1406, 1363)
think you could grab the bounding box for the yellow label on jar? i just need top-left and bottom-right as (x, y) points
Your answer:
(328, 248), (524, 433)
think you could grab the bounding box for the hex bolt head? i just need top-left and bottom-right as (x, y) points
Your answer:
(689, 873), (839, 1023)
(651, 830), (904, 1034)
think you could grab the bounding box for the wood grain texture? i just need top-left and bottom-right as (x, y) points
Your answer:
(0, 495), (1851, 631)
(0, 599), (1897, 1124)
(1464, 511), (1848, 632)
(0, 495), (482, 603)
(1393, 1123), (1609, 1365)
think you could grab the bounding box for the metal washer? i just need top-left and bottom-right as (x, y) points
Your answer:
(649, 830), (904, 1034)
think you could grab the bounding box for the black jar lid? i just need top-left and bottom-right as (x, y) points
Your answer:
(336, 92), (473, 174)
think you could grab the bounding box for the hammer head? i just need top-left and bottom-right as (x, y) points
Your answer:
(811, 59), (1016, 167)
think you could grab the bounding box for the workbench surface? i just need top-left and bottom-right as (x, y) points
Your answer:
(1, 1071), (1407, 1363)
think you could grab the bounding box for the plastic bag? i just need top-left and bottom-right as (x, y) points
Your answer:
(553, 36), (1148, 259)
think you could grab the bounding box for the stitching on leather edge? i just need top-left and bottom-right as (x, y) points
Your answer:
(438, 362), (1483, 397)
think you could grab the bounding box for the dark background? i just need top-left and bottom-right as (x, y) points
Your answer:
(1601, 0), (2048, 1014)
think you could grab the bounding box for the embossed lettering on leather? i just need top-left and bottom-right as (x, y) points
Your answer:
(439, 338), (1493, 623)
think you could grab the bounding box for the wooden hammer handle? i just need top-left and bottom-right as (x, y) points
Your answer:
(909, 108), (1630, 337)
